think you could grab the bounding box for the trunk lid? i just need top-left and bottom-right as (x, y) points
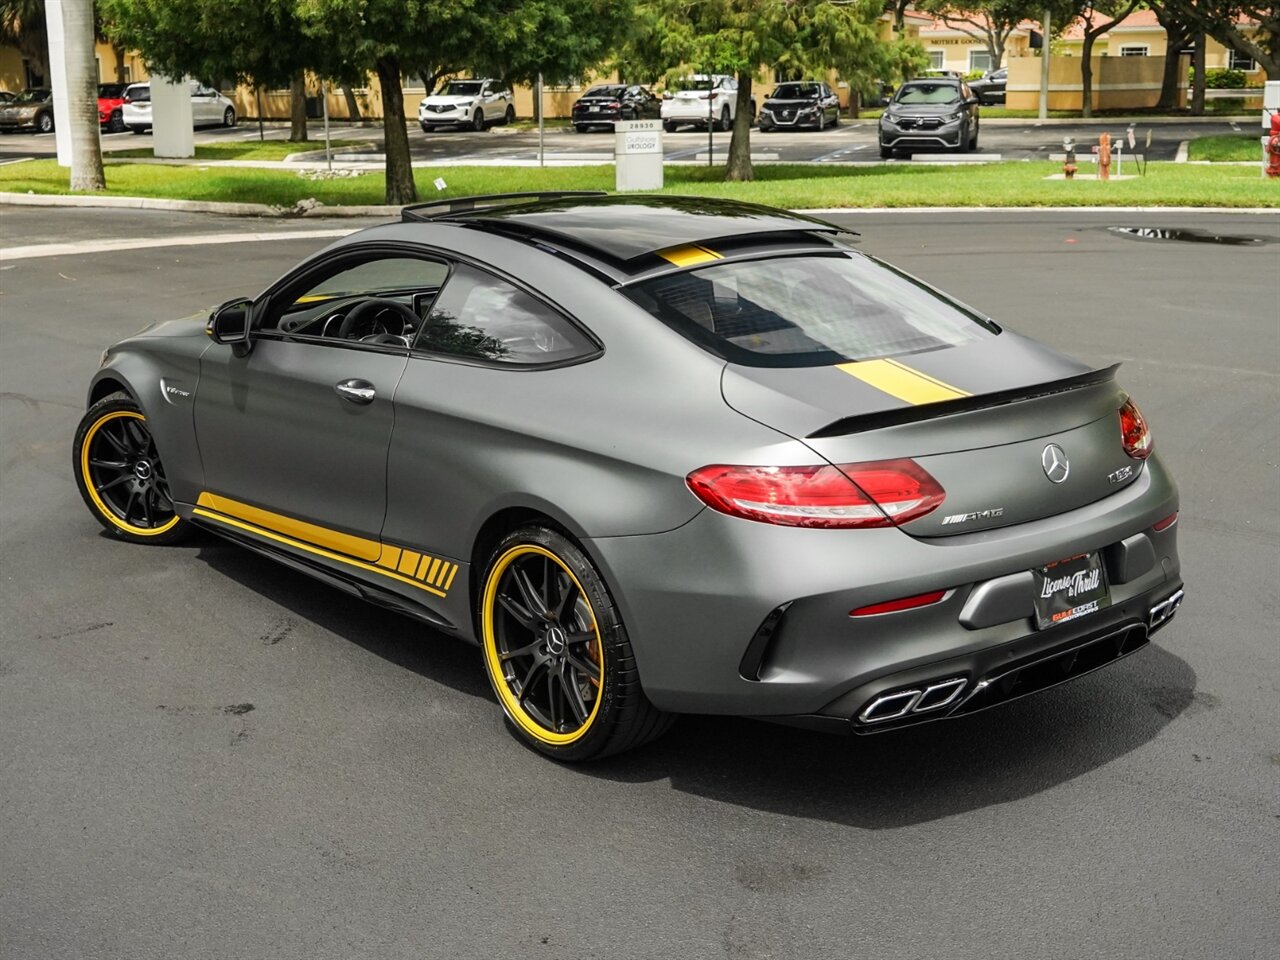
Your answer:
(721, 334), (1142, 537)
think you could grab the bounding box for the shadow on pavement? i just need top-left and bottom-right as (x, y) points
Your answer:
(196, 534), (1196, 829)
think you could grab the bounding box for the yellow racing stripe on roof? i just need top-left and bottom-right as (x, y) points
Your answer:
(836, 358), (972, 406)
(658, 244), (723, 267)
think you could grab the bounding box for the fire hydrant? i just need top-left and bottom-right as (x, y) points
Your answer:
(1266, 114), (1280, 179)
(1063, 137), (1078, 179)
(1098, 132), (1112, 181)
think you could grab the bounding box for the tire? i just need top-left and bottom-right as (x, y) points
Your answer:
(36, 111), (53, 134)
(717, 106), (731, 132)
(223, 106), (236, 128)
(831, 111), (840, 127)
(472, 108), (485, 132)
(970, 124), (979, 151)
(108, 110), (125, 134)
(957, 123), (971, 153)
(815, 111), (826, 132)
(574, 124), (588, 134)
(72, 394), (191, 546)
(879, 142), (892, 160)
(478, 525), (673, 762)
(663, 120), (678, 133)
(503, 104), (516, 125)
(129, 125), (148, 135)
(420, 123), (431, 133)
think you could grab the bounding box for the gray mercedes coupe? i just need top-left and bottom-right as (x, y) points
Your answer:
(73, 193), (1184, 761)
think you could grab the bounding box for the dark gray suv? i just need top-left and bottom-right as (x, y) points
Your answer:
(879, 79), (980, 158)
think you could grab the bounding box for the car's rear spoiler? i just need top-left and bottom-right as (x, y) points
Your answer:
(807, 363), (1122, 439)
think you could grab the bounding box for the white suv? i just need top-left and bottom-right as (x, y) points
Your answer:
(661, 75), (754, 132)
(419, 79), (515, 132)
(121, 81), (237, 134)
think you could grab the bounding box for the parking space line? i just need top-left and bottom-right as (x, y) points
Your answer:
(0, 228), (355, 262)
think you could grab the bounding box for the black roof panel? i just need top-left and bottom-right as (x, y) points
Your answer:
(447, 194), (842, 262)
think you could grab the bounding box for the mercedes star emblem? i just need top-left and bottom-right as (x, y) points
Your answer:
(1041, 443), (1070, 484)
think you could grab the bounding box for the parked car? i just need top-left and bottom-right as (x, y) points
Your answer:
(878, 78), (980, 158)
(969, 67), (1007, 105)
(74, 191), (1183, 762)
(571, 84), (661, 132)
(121, 81), (237, 134)
(419, 79), (515, 132)
(97, 83), (129, 133)
(0, 88), (54, 133)
(661, 74), (755, 132)
(758, 81), (840, 132)
(0, 90), (15, 104)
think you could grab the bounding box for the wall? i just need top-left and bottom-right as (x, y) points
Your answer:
(1006, 54), (1188, 111)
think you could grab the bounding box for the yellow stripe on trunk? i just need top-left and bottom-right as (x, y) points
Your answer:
(836, 358), (971, 406)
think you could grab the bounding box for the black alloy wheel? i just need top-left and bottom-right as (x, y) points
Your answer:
(73, 395), (189, 544)
(480, 526), (672, 761)
(223, 107), (236, 128)
(472, 108), (485, 132)
(718, 106), (731, 132)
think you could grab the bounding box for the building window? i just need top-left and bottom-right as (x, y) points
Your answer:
(22, 59), (45, 88)
(1229, 50), (1257, 71)
(1119, 45), (1149, 57)
(928, 50), (945, 69)
(969, 50), (993, 73)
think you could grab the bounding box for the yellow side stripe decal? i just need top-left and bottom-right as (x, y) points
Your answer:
(658, 244), (723, 267)
(192, 508), (448, 599)
(836, 358), (972, 406)
(197, 492), (382, 562)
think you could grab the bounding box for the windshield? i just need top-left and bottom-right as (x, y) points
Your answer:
(98, 84), (127, 98)
(772, 84), (821, 100)
(895, 83), (961, 105)
(443, 81), (484, 97)
(584, 85), (625, 98)
(13, 89), (49, 104)
(624, 253), (996, 368)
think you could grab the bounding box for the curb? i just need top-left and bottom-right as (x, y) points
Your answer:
(2, 192), (1276, 220)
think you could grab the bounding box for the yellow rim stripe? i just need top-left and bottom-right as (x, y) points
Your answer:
(836, 358), (972, 405)
(192, 507), (448, 599)
(81, 411), (181, 537)
(658, 244), (723, 267)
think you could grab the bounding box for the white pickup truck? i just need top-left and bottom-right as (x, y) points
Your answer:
(660, 75), (755, 132)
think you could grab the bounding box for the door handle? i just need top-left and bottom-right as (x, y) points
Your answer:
(335, 379), (375, 405)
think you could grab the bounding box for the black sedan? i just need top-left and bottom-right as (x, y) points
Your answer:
(571, 84), (661, 132)
(758, 82), (841, 132)
(969, 68), (1007, 105)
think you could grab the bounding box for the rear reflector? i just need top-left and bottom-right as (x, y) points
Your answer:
(1153, 511), (1178, 532)
(850, 590), (947, 617)
(686, 458), (945, 529)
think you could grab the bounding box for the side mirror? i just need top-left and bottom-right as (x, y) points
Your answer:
(207, 297), (253, 355)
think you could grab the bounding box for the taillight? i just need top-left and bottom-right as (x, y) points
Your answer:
(1153, 511), (1178, 532)
(685, 458), (944, 529)
(1119, 398), (1153, 459)
(607, 101), (621, 109)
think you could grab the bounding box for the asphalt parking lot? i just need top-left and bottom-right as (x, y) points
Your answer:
(0, 115), (1250, 165)
(1, 206), (1277, 959)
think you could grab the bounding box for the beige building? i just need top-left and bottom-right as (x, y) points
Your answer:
(0, 38), (143, 93)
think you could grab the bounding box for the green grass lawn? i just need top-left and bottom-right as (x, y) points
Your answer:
(1187, 134), (1267, 163)
(2, 158), (1276, 209)
(106, 139), (365, 162)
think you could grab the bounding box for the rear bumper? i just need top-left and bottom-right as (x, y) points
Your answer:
(586, 454), (1181, 719)
(573, 109), (623, 124)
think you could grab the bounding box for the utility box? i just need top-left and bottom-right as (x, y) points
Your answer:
(1264, 80), (1280, 128)
(615, 120), (663, 191)
(151, 75), (195, 159)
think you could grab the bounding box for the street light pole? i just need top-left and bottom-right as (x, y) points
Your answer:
(1039, 9), (1052, 121)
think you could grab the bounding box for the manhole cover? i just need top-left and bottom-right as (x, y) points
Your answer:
(1107, 226), (1273, 246)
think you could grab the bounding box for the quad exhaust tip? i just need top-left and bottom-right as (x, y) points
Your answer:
(1148, 589), (1185, 629)
(858, 677), (967, 724)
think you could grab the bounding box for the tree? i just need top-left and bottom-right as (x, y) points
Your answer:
(1149, 1), (1197, 110)
(626, 0), (902, 182)
(1160, 2), (1278, 80)
(1077, 0), (1141, 118)
(56, 0), (105, 190)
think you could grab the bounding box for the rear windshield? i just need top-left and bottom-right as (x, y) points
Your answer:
(98, 84), (127, 98)
(124, 85), (150, 101)
(895, 83), (961, 105)
(584, 85), (625, 98)
(623, 254), (997, 367)
(772, 84), (821, 100)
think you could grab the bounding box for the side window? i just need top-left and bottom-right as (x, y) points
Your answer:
(414, 263), (596, 366)
(265, 254), (449, 342)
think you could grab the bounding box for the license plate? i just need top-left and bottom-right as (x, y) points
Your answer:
(1031, 551), (1110, 629)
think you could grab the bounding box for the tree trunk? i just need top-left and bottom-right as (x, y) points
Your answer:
(376, 55), (417, 205)
(725, 73), (754, 182)
(112, 43), (127, 84)
(1080, 35), (1096, 119)
(1157, 48), (1186, 111)
(290, 72), (308, 141)
(1191, 32), (1206, 116)
(60, 0), (104, 191)
(341, 84), (362, 121)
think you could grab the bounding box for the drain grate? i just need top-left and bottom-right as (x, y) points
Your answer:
(1108, 226), (1273, 246)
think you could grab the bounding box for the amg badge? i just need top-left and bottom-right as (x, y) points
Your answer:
(941, 508), (1005, 525)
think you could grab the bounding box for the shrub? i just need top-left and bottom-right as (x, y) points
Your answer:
(1190, 68), (1247, 88)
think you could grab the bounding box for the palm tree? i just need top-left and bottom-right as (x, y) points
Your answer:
(51, 0), (105, 190)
